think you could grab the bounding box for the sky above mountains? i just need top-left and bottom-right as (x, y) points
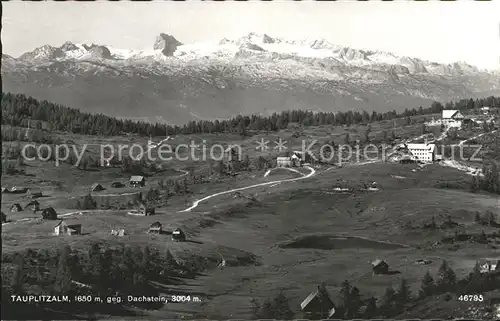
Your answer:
(3, 1), (500, 70)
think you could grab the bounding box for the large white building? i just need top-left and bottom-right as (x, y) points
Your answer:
(405, 143), (436, 163)
(442, 110), (464, 128)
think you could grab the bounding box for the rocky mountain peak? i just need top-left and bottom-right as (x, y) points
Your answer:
(153, 33), (183, 56)
(18, 44), (63, 62)
(60, 41), (79, 52)
(88, 45), (112, 59)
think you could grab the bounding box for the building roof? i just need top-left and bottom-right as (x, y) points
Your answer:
(150, 221), (162, 228)
(130, 175), (145, 182)
(67, 224), (82, 229)
(42, 207), (57, 214)
(406, 143), (436, 152)
(92, 183), (103, 188)
(372, 259), (387, 267)
(301, 290), (319, 310)
(300, 290), (336, 318)
(172, 228), (185, 235)
(442, 109), (464, 119)
(11, 203), (22, 210)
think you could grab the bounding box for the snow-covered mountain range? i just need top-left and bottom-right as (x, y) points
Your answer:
(3, 33), (499, 124)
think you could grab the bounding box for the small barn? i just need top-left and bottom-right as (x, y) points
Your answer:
(41, 207), (58, 220)
(148, 221), (162, 234)
(300, 286), (336, 319)
(138, 203), (155, 216)
(372, 259), (389, 275)
(10, 203), (22, 212)
(54, 221), (82, 236)
(26, 188), (42, 198)
(91, 183), (105, 192)
(277, 157), (293, 168)
(130, 176), (146, 187)
(172, 228), (186, 242)
(111, 182), (125, 188)
(25, 200), (40, 212)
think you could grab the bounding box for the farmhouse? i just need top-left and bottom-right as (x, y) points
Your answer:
(91, 183), (105, 192)
(442, 109), (464, 128)
(372, 259), (389, 275)
(41, 207), (58, 220)
(25, 200), (40, 212)
(148, 221), (162, 234)
(172, 228), (186, 242)
(26, 188), (42, 199)
(406, 143), (436, 163)
(10, 203), (22, 212)
(300, 286), (336, 319)
(130, 175), (146, 187)
(54, 220), (82, 236)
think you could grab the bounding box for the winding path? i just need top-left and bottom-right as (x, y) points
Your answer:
(179, 166), (316, 212)
(454, 129), (498, 146)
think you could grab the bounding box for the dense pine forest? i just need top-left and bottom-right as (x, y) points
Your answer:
(2, 92), (499, 137)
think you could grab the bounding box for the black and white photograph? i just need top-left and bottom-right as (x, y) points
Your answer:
(1, 1), (500, 319)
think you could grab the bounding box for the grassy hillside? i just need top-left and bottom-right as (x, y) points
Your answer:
(2, 107), (499, 319)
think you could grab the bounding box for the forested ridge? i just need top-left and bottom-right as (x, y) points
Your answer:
(2, 92), (499, 137)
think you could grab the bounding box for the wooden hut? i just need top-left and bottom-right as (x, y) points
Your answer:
(10, 203), (22, 212)
(41, 207), (58, 220)
(372, 259), (389, 275)
(172, 228), (186, 242)
(148, 221), (162, 234)
(25, 200), (40, 212)
(54, 221), (82, 236)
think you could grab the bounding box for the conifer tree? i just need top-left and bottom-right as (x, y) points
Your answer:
(419, 271), (435, 298)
